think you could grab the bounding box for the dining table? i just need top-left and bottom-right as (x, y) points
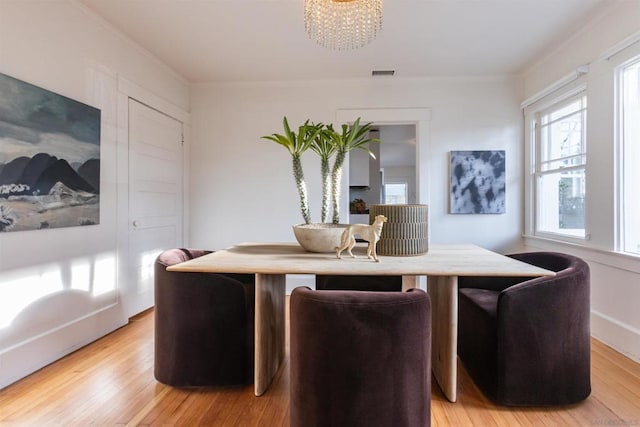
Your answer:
(166, 242), (555, 402)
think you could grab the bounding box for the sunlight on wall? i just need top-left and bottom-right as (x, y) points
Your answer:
(138, 249), (163, 293)
(0, 268), (63, 329)
(92, 254), (117, 297)
(0, 252), (119, 329)
(71, 258), (91, 292)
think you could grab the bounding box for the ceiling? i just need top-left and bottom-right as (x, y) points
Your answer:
(79, 0), (610, 83)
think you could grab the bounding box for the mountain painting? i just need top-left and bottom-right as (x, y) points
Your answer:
(0, 72), (100, 232)
(450, 150), (506, 214)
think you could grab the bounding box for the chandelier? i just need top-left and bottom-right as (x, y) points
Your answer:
(304, 0), (383, 50)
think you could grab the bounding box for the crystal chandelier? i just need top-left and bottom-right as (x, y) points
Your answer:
(304, 0), (383, 50)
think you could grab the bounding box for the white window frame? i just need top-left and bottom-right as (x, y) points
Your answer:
(530, 88), (588, 242)
(384, 181), (409, 205)
(616, 55), (640, 255)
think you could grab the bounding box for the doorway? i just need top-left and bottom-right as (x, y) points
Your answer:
(379, 124), (417, 204)
(125, 99), (184, 317)
(348, 124), (417, 223)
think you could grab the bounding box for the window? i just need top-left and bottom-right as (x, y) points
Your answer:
(534, 93), (587, 238)
(384, 182), (408, 204)
(620, 58), (640, 255)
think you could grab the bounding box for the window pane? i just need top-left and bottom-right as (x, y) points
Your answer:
(538, 169), (585, 237)
(535, 93), (586, 239)
(548, 97), (586, 122)
(384, 183), (407, 204)
(540, 108), (585, 163)
(622, 60), (640, 254)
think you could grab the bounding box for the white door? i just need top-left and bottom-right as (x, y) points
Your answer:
(126, 98), (183, 317)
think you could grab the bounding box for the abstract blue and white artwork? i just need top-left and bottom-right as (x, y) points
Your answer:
(0, 72), (101, 232)
(450, 150), (505, 214)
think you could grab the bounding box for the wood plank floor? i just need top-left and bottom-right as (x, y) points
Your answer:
(1, 305), (639, 426)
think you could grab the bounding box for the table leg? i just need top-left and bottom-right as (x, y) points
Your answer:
(427, 275), (458, 402)
(254, 273), (286, 396)
(401, 275), (418, 291)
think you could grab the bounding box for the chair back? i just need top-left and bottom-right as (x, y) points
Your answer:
(509, 251), (585, 274)
(156, 248), (212, 267)
(502, 252), (590, 305)
(290, 287), (431, 427)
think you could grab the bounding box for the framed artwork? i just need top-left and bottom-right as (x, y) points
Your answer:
(0, 72), (101, 232)
(449, 150), (505, 214)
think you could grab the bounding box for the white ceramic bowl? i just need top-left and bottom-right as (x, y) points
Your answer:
(292, 223), (348, 253)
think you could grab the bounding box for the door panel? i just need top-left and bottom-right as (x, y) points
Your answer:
(133, 151), (179, 183)
(127, 99), (183, 317)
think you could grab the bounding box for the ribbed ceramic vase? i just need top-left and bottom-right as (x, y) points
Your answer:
(369, 204), (429, 256)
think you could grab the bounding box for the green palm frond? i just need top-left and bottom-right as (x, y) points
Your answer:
(262, 117), (324, 224)
(310, 127), (337, 160)
(261, 117), (325, 156)
(330, 117), (380, 157)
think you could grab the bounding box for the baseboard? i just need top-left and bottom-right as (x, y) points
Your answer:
(0, 304), (126, 389)
(591, 310), (640, 363)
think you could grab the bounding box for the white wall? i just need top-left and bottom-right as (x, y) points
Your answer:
(0, 0), (189, 388)
(522, 1), (640, 362)
(189, 77), (524, 254)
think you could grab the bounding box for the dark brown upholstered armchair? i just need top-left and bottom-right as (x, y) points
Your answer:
(315, 274), (402, 292)
(154, 248), (255, 387)
(290, 287), (432, 427)
(457, 251), (591, 406)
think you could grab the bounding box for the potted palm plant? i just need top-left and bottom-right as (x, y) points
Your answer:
(261, 117), (322, 225)
(262, 116), (378, 252)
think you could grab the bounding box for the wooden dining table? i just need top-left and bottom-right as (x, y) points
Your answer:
(167, 242), (555, 402)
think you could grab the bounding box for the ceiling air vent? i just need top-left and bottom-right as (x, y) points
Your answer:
(372, 70), (395, 77)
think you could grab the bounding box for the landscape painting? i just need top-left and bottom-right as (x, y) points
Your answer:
(0, 73), (101, 232)
(450, 150), (505, 214)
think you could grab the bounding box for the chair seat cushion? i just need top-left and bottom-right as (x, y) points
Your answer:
(459, 288), (499, 318)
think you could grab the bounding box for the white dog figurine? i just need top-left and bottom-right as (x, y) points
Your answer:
(335, 215), (387, 262)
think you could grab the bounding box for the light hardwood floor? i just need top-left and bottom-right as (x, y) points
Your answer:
(1, 305), (639, 426)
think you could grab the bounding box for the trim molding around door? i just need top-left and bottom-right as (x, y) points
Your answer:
(117, 77), (190, 124)
(116, 77), (191, 319)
